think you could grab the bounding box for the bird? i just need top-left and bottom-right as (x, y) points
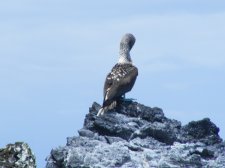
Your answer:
(97, 33), (138, 116)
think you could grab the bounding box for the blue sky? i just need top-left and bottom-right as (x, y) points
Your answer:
(0, 1), (225, 167)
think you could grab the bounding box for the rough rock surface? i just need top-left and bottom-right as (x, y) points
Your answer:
(46, 101), (225, 168)
(0, 142), (36, 168)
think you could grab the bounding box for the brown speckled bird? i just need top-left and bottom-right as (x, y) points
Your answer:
(97, 33), (138, 116)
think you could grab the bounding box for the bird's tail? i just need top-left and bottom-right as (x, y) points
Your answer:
(97, 107), (106, 116)
(97, 101), (117, 116)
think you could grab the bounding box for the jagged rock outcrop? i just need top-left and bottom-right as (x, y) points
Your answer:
(46, 101), (225, 168)
(0, 142), (36, 168)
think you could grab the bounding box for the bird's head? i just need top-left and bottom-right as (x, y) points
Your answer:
(120, 33), (136, 52)
(118, 33), (136, 64)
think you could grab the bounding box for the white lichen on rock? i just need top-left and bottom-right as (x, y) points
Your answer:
(0, 142), (36, 168)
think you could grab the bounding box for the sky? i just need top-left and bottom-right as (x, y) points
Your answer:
(0, 1), (225, 167)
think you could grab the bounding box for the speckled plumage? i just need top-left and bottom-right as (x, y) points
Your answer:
(103, 63), (138, 105)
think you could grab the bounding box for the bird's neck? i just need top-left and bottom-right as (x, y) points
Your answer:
(118, 51), (132, 64)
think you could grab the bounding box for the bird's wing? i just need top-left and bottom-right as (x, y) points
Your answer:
(103, 64), (138, 106)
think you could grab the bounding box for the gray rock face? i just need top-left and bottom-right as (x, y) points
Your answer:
(46, 101), (225, 168)
(0, 142), (36, 168)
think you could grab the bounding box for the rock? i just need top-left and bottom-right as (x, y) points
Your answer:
(0, 142), (36, 168)
(181, 118), (222, 145)
(46, 101), (225, 168)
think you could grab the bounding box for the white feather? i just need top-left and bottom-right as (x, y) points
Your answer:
(97, 108), (105, 116)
